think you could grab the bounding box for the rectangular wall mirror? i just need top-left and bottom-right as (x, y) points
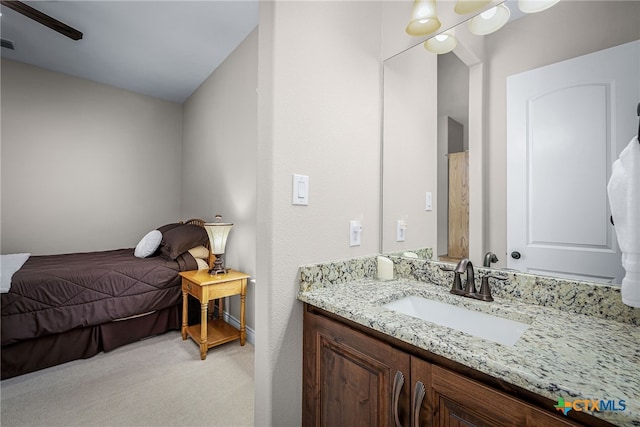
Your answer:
(381, 0), (640, 284)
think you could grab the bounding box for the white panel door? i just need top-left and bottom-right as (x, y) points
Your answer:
(507, 40), (639, 283)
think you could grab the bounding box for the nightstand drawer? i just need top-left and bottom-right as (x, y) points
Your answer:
(182, 279), (202, 300)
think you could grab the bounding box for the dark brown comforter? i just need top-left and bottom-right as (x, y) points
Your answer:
(1, 249), (196, 346)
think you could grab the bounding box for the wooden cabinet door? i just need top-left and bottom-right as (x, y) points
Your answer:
(431, 365), (580, 427)
(303, 309), (411, 427)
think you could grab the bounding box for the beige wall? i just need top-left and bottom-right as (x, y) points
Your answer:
(255, 1), (383, 424)
(181, 29), (258, 339)
(1, 59), (182, 254)
(485, 1), (640, 267)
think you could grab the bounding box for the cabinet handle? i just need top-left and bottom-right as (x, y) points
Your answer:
(411, 381), (426, 427)
(392, 371), (405, 427)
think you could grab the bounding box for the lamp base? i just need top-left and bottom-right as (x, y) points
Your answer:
(208, 254), (228, 275)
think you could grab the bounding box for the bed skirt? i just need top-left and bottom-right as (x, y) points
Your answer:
(1, 304), (181, 380)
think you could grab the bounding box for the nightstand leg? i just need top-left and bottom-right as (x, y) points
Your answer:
(181, 290), (188, 340)
(200, 302), (208, 360)
(240, 279), (247, 346)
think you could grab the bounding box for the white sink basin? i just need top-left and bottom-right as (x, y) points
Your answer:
(383, 295), (530, 346)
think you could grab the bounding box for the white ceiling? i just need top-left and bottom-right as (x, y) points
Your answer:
(0, 1), (259, 103)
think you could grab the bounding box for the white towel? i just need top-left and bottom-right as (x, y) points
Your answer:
(0, 253), (31, 293)
(607, 136), (640, 307)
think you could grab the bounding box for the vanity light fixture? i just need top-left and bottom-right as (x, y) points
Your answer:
(407, 0), (560, 55)
(468, 3), (511, 35)
(203, 215), (233, 275)
(454, 0), (492, 15)
(518, 0), (560, 14)
(424, 28), (458, 54)
(406, 0), (441, 36)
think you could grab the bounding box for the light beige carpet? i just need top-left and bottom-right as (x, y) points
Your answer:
(0, 331), (254, 427)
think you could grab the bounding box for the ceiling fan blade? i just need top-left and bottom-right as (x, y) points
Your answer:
(1, 38), (15, 50)
(0, 0), (83, 40)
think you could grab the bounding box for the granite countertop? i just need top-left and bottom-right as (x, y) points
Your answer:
(298, 275), (640, 426)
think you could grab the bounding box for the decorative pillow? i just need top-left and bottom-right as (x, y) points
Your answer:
(156, 222), (182, 234)
(175, 252), (199, 272)
(195, 258), (209, 270)
(134, 230), (163, 258)
(188, 245), (209, 260)
(160, 224), (208, 260)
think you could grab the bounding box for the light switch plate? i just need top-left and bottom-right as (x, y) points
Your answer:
(292, 174), (309, 205)
(350, 220), (362, 246)
(396, 220), (407, 242)
(425, 192), (433, 211)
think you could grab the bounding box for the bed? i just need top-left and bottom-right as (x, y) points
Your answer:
(1, 219), (211, 379)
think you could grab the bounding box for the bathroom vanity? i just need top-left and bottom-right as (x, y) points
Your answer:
(298, 256), (639, 426)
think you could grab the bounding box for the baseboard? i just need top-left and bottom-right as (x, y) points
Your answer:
(223, 311), (255, 345)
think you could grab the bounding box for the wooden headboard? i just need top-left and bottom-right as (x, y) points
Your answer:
(183, 218), (206, 227)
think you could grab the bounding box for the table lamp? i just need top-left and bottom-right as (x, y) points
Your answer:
(204, 215), (233, 275)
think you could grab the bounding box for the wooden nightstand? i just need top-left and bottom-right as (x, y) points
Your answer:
(179, 269), (250, 360)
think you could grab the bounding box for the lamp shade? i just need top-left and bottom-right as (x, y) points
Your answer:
(203, 222), (233, 255)
(424, 28), (457, 55)
(518, 0), (560, 14)
(468, 4), (510, 35)
(454, 0), (492, 15)
(406, 0), (441, 36)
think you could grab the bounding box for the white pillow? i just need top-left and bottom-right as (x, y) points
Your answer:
(188, 245), (209, 260)
(134, 230), (162, 258)
(1, 253), (30, 293)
